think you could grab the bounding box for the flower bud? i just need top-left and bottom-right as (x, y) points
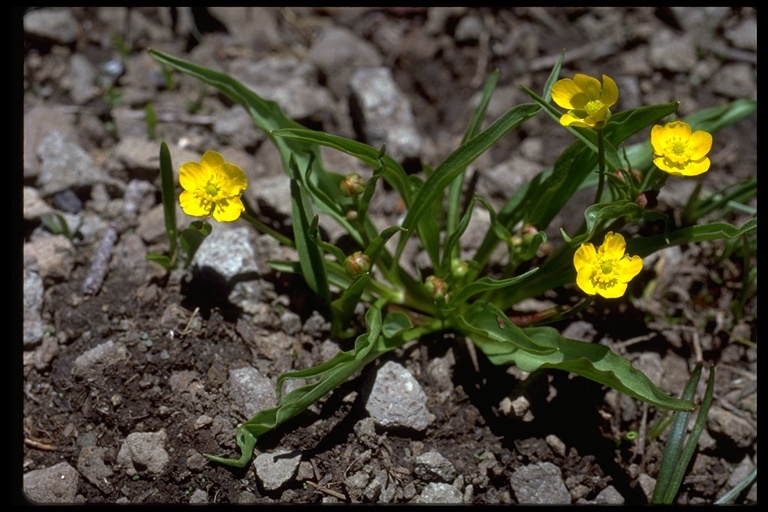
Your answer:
(340, 173), (366, 197)
(635, 189), (658, 210)
(424, 275), (448, 301)
(344, 251), (371, 277)
(451, 259), (469, 278)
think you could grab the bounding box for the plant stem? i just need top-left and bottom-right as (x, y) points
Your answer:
(594, 128), (606, 204)
(240, 211), (295, 247)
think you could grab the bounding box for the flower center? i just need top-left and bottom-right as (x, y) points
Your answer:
(585, 100), (603, 115)
(205, 181), (221, 198)
(590, 256), (620, 290)
(664, 138), (692, 164)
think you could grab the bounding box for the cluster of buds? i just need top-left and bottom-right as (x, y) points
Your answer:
(424, 275), (449, 302)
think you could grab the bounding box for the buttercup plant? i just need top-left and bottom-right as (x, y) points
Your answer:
(147, 48), (756, 468)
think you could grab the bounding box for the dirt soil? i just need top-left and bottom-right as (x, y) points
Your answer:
(19, 7), (756, 505)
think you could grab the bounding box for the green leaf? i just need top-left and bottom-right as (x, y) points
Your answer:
(469, 320), (695, 412)
(653, 363), (716, 504)
(330, 274), (371, 339)
(561, 200), (669, 247)
(627, 218), (757, 258)
(381, 311), (413, 339)
(446, 269), (539, 311)
(440, 195), (477, 277)
(448, 69), (500, 238)
(179, 221), (211, 268)
(394, 102), (542, 264)
(272, 128), (412, 205)
(145, 252), (173, 270)
(455, 301), (556, 355)
(289, 155), (330, 305)
(158, 141), (178, 266)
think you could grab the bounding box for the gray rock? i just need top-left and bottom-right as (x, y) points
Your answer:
(418, 482), (464, 504)
(253, 449), (302, 491)
(307, 25), (383, 100)
(77, 446), (115, 494)
(189, 489), (208, 503)
(24, 235), (75, 282)
(36, 131), (106, 197)
(725, 17), (757, 51)
(509, 462), (570, 504)
(71, 340), (130, 379)
(68, 54), (99, 104)
(710, 63), (756, 99)
(23, 266), (45, 348)
(228, 56), (335, 122)
(244, 172), (292, 221)
(208, 7), (281, 51)
(23, 187), (54, 220)
(24, 106), (78, 179)
(708, 405), (757, 449)
(648, 30), (698, 72)
(669, 7), (731, 33)
(23, 461), (80, 504)
(23, 8), (79, 44)
(192, 226), (260, 287)
(365, 360), (435, 431)
(594, 485), (625, 504)
(117, 430), (171, 476)
(414, 450), (457, 482)
(228, 366), (276, 418)
(636, 473), (656, 502)
(213, 105), (264, 150)
(349, 67), (423, 163)
(454, 14), (483, 43)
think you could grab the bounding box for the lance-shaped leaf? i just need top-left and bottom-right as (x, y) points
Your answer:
(289, 154), (330, 304)
(470, 320), (695, 412)
(455, 301), (556, 355)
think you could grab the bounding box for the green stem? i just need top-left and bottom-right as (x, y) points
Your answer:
(594, 128), (606, 204)
(240, 211), (294, 247)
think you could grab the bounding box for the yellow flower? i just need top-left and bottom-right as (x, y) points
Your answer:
(650, 121), (712, 177)
(574, 232), (642, 299)
(179, 150), (248, 222)
(551, 73), (619, 129)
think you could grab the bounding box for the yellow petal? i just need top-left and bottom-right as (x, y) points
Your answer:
(598, 281), (627, 299)
(650, 125), (667, 155)
(688, 130), (713, 160)
(220, 162), (248, 195)
(601, 232), (627, 259)
(652, 156), (680, 175)
(618, 255), (643, 282)
(212, 196), (245, 222)
(551, 78), (583, 109)
(201, 150), (225, 169)
(576, 269), (597, 295)
(573, 74), (602, 100)
(679, 158), (711, 176)
(600, 75), (619, 107)
(179, 190), (210, 217)
(574, 243), (597, 272)
(667, 121), (692, 139)
(179, 162), (205, 191)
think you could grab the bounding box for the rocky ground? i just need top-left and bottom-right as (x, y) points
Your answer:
(20, 7), (756, 504)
